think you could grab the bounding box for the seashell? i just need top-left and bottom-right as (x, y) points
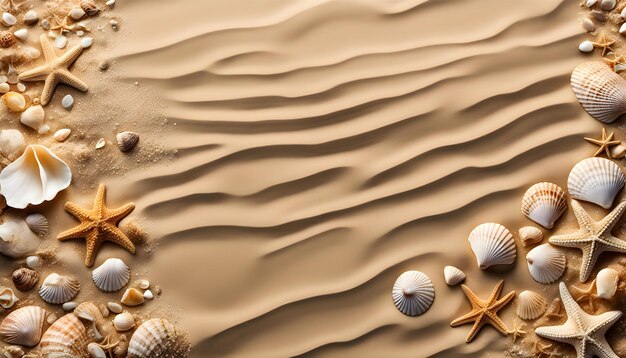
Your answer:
(391, 270), (434, 316)
(601, 0), (616, 10)
(526, 244), (566, 284)
(0, 31), (14, 48)
(88, 342), (106, 358)
(443, 265), (465, 286)
(81, 0), (100, 16)
(62, 302), (78, 311)
(25, 213), (48, 236)
(12, 268), (39, 291)
(69, 8), (85, 21)
(582, 18), (595, 32)
(20, 105), (45, 132)
(579, 40), (594, 53)
(116, 131), (139, 152)
(95, 138), (105, 149)
(5, 345), (24, 358)
(39, 273), (80, 304)
(25, 256), (39, 269)
(54, 35), (67, 49)
(113, 312), (134, 332)
(2, 92), (25, 112)
(0, 306), (47, 346)
(40, 314), (89, 358)
(13, 29), (27, 41)
(92, 258), (130, 292)
(0, 287), (18, 309)
(128, 319), (191, 358)
(0, 145), (72, 209)
(46, 313), (57, 325)
(138, 279), (150, 289)
(516, 290), (547, 320)
(143, 290), (153, 300)
(0, 215), (40, 258)
(521, 182), (567, 229)
(570, 61), (626, 123)
(23, 11), (38, 25)
(61, 94), (73, 109)
(107, 302), (122, 314)
(0, 83), (9, 94)
(610, 142), (626, 159)
(120, 288), (144, 307)
(567, 157), (624, 209)
(596, 268), (619, 299)
(22, 46), (40, 60)
(2, 13), (16, 26)
(53, 128), (71, 142)
(468, 223), (516, 269)
(0, 129), (25, 166)
(73, 302), (105, 341)
(81, 37), (93, 49)
(518, 226), (544, 247)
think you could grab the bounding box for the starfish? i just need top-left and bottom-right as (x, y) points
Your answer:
(549, 199), (626, 282)
(535, 282), (621, 358)
(450, 280), (515, 343)
(584, 128), (621, 158)
(532, 341), (554, 358)
(57, 184), (136, 267)
(18, 34), (88, 106)
(508, 322), (526, 343)
(592, 35), (615, 56)
(50, 15), (76, 36)
(1, 0), (23, 12)
(603, 52), (626, 71)
(571, 279), (598, 312)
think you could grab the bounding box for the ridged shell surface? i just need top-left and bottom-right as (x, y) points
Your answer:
(518, 226), (544, 247)
(596, 268), (619, 299)
(468, 223), (516, 269)
(0, 306), (47, 347)
(526, 244), (566, 284)
(12, 268), (39, 291)
(25, 213), (48, 236)
(40, 313), (89, 358)
(391, 271), (435, 316)
(113, 312), (135, 332)
(568, 157), (625, 209)
(443, 266), (465, 286)
(571, 61), (626, 123)
(39, 273), (80, 304)
(516, 290), (547, 320)
(92, 258), (130, 292)
(128, 319), (191, 358)
(521, 182), (567, 229)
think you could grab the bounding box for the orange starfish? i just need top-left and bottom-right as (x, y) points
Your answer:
(592, 35), (615, 56)
(584, 128), (620, 158)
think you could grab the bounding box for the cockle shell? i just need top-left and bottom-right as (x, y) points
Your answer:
(516, 290), (547, 320)
(0, 287), (18, 309)
(19, 105), (45, 132)
(128, 319), (191, 358)
(518, 226), (544, 247)
(2, 92), (25, 112)
(39, 273), (80, 304)
(596, 268), (619, 299)
(571, 61), (626, 123)
(92, 258), (130, 292)
(113, 312), (134, 332)
(0, 129), (25, 166)
(25, 213), (48, 236)
(116, 131), (139, 152)
(40, 314), (89, 358)
(567, 157), (625, 209)
(12, 268), (39, 291)
(526, 244), (566, 284)
(0, 306), (47, 346)
(0, 145), (72, 209)
(0, 31), (14, 48)
(468, 223), (516, 269)
(121, 288), (144, 307)
(521, 182), (567, 229)
(0, 215), (40, 258)
(443, 266), (465, 286)
(391, 270), (435, 316)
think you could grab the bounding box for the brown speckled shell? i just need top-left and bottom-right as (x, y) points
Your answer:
(12, 268), (39, 291)
(0, 32), (15, 48)
(80, 0), (100, 16)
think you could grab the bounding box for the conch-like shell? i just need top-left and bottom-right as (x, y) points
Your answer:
(128, 319), (191, 358)
(12, 268), (39, 291)
(521, 182), (567, 229)
(516, 290), (547, 320)
(0, 214), (40, 258)
(526, 244), (566, 284)
(518, 226), (544, 247)
(0, 129), (25, 166)
(0, 306), (47, 346)
(468, 223), (516, 269)
(596, 268), (619, 299)
(92, 258), (130, 292)
(568, 157), (625, 209)
(40, 313), (89, 358)
(571, 61), (626, 123)
(0, 287), (18, 309)
(0, 145), (72, 209)
(73, 302), (107, 341)
(25, 213), (48, 236)
(443, 265), (465, 286)
(391, 270), (435, 316)
(39, 273), (80, 304)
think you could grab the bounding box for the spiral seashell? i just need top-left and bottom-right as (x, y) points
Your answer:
(518, 226), (544, 247)
(25, 213), (48, 237)
(0, 306), (47, 346)
(116, 131), (139, 152)
(113, 312), (135, 332)
(468, 223), (516, 269)
(128, 319), (191, 358)
(92, 258), (130, 292)
(516, 290), (547, 320)
(391, 271), (435, 316)
(526, 244), (566, 284)
(80, 0), (100, 15)
(40, 313), (89, 358)
(443, 265), (465, 286)
(39, 273), (80, 304)
(0, 287), (18, 309)
(0, 31), (15, 48)
(12, 268), (39, 291)
(521, 182), (566, 229)
(571, 61), (626, 123)
(596, 268), (619, 299)
(567, 157), (625, 209)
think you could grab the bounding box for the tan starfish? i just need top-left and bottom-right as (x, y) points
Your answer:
(450, 280), (515, 343)
(571, 279), (598, 312)
(532, 341), (554, 358)
(603, 52), (626, 71)
(592, 35), (615, 56)
(57, 184), (136, 267)
(508, 322), (526, 343)
(18, 34), (88, 105)
(50, 15), (76, 36)
(584, 128), (621, 158)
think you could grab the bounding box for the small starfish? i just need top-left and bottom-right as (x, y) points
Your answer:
(532, 341), (554, 358)
(450, 280), (515, 343)
(571, 279), (598, 312)
(1, 0), (24, 12)
(57, 184), (136, 267)
(603, 52), (626, 71)
(584, 128), (621, 158)
(549, 199), (626, 282)
(508, 322), (527, 343)
(18, 34), (88, 105)
(592, 35), (616, 56)
(50, 15), (76, 36)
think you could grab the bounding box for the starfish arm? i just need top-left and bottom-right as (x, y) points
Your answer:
(549, 231), (589, 248)
(572, 200), (594, 230)
(598, 201), (626, 233)
(84, 230), (103, 267)
(38, 34), (57, 62)
(103, 225), (136, 254)
(464, 319), (485, 343)
(93, 183), (107, 217)
(65, 202), (94, 222)
(491, 290), (516, 312)
(40, 72), (59, 105)
(459, 285), (485, 309)
(535, 324), (580, 342)
(589, 311), (622, 336)
(57, 69), (88, 92)
(17, 64), (51, 81)
(485, 313), (510, 336)
(591, 338), (620, 358)
(584, 138), (604, 146)
(450, 310), (479, 327)
(57, 223), (92, 240)
(487, 280), (504, 303)
(106, 202), (135, 223)
(57, 44), (84, 68)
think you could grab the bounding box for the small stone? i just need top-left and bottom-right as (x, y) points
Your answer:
(611, 142), (626, 158)
(106, 0), (115, 7)
(32, 98), (39, 105)
(579, 40), (594, 53)
(61, 94), (74, 109)
(143, 290), (153, 300)
(62, 301), (78, 311)
(13, 29), (27, 41)
(16, 83), (24, 92)
(95, 137), (105, 149)
(600, 0), (615, 10)
(98, 61), (108, 70)
(25, 256), (39, 268)
(69, 8), (86, 21)
(100, 304), (109, 318)
(107, 302), (122, 314)
(55, 35), (67, 49)
(37, 124), (50, 134)
(53, 128), (71, 142)
(41, 19), (49, 30)
(80, 37), (93, 48)
(134, 81), (139, 86)
(154, 285), (161, 295)
(23, 10), (38, 25)
(76, 30), (84, 36)
(0, 83), (10, 94)
(22, 47), (40, 60)
(586, 0), (597, 6)
(620, 23), (626, 35)
(46, 312), (57, 324)
(110, 20), (118, 30)
(622, 7), (626, 19)
(138, 279), (149, 289)
(582, 18), (595, 32)
(2, 13), (16, 26)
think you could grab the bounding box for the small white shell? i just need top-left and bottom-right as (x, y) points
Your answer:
(116, 131), (139, 152)
(571, 61), (626, 123)
(391, 271), (435, 316)
(39, 273), (80, 304)
(40, 313), (89, 357)
(468, 223), (516, 269)
(2, 13), (16, 26)
(53, 128), (71, 142)
(128, 319), (190, 358)
(113, 312), (134, 332)
(25, 213), (48, 236)
(526, 244), (566, 284)
(23, 11), (38, 25)
(568, 157), (625, 209)
(88, 342), (107, 358)
(61, 94), (73, 109)
(579, 40), (594, 53)
(516, 290), (547, 320)
(0, 287), (18, 309)
(0, 306), (47, 347)
(13, 29), (27, 41)
(443, 266), (465, 286)
(54, 35), (67, 49)
(521, 182), (567, 229)
(596, 268), (619, 299)
(92, 258), (130, 292)
(107, 302), (122, 314)
(0, 215), (40, 258)
(20, 105), (45, 132)
(26, 256), (39, 269)
(143, 290), (153, 300)
(518, 226), (544, 247)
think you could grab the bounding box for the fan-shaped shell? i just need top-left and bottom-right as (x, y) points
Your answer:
(468, 223), (516, 269)
(0, 145), (72, 209)
(0, 306), (47, 346)
(443, 266), (465, 286)
(25, 213), (48, 236)
(568, 157), (625, 209)
(39, 273), (80, 304)
(596, 267), (619, 299)
(526, 244), (566, 284)
(571, 61), (626, 123)
(521, 182), (567, 229)
(128, 319), (191, 358)
(12, 268), (39, 291)
(516, 290), (547, 320)
(40, 314), (89, 358)
(92, 258), (130, 292)
(0, 287), (18, 309)
(518, 226), (544, 247)
(391, 271), (435, 316)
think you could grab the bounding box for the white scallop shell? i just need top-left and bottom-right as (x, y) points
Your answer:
(40, 313), (89, 358)
(391, 271), (435, 316)
(526, 244), (566, 284)
(443, 266), (465, 286)
(0, 145), (72, 209)
(0, 306), (47, 346)
(39, 273), (80, 304)
(571, 61), (626, 123)
(92, 258), (130, 292)
(568, 157), (625, 209)
(0, 129), (25, 166)
(25, 213), (48, 236)
(468, 223), (516, 269)
(516, 290), (547, 320)
(113, 311), (134, 332)
(19, 105), (44, 132)
(128, 319), (191, 358)
(0, 287), (18, 309)
(521, 182), (567, 229)
(596, 267), (619, 299)
(518, 226), (544, 247)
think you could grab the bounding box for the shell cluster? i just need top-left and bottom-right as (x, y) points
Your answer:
(391, 271), (435, 316)
(568, 157), (624, 209)
(468, 223), (516, 269)
(521, 182), (566, 229)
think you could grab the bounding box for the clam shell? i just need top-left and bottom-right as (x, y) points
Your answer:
(113, 312), (134, 332)
(518, 226), (544, 247)
(128, 319), (191, 358)
(39, 273), (80, 304)
(92, 258), (130, 292)
(516, 290), (547, 320)
(121, 288), (145, 307)
(19, 105), (44, 132)
(12, 268), (39, 291)
(526, 244), (566, 284)
(443, 266), (465, 286)
(25, 213), (48, 236)
(116, 131), (139, 152)
(40, 314), (89, 358)
(0, 306), (47, 347)
(521, 182), (566, 229)
(391, 270), (435, 316)
(571, 61), (626, 123)
(0, 287), (18, 309)
(2, 92), (25, 112)
(596, 267), (619, 299)
(468, 223), (516, 269)
(567, 157), (625, 209)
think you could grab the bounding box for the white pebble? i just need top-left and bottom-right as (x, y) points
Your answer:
(107, 302), (122, 314)
(621, 7), (626, 19)
(76, 30), (84, 36)
(26, 255), (39, 268)
(143, 290), (153, 300)
(81, 37), (93, 48)
(62, 302), (78, 311)
(69, 8), (85, 21)
(2, 13), (16, 26)
(586, 0), (598, 6)
(13, 28), (27, 41)
(579, 40), (594, 53)
(601, 0), (616, 10)
(23, 47), (40, 60)
(55, 35), (67, 49)
(16, 83), (25, 92)
(95, 138), (105, 149)
(53, 128), (71, 142)
(61, 94), (74, 109)
(582, 18), (595, 32)
(138, 280), (150, 289)
(106, 0), (115, 7)
(0, 83), (10, 94)
(620, 23), (626, 35)
(110, 20), (118, 30)
(41, 19), (49, 30)
(37, 124), (50, 134)
(24, 10), (38, 25)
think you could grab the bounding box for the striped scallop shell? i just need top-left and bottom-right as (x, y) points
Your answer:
(521, 182), (567, 229)
(128, 319), (191, 358)
(391, 271), (435, 316)
(596, 268), (619, 299)
(39, 273), (80, 304)
(443, 266), (465, 286)
(516, 290), (547, 320)
(568, 157), (625, 209)
(40, 314), (89, 358)
(0, 306), (47, 347)
(92, 258), (130, 292)
(518, 226), (544, 247)
(571, 61), (626, 123)
(468, 223), (516, 269)
(526, 244), (566, 284)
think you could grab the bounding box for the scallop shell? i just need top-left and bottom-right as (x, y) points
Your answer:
(116, 131), (139, 152)
(567, 157), (625, 209)
(571, 61), (626, 123)
(0, 287), (18, 309)
(518, 226), (544, 247)
(0, 306), (47, 346)
(516, 290), (547, 320)
(468, 223), (516, 269)
(0, 145), (72, 209)
(25, 213), (48, 236)
(2, 92), (25, 112)
(113, 312), (134, 332)
(391, 270), (435, 316)
(39, 273), (80, 304)
(526, 244), (566, 284)
(0, 31), (14, 48)
(12, 268), (39, 291)
(40, 314), (89, 358)
(92, 258), (130, 292)
(443, 266), (465, 286)
(0, 129), (25, 166)
(596, 267), (619, 299)
(128, 319), (191, 358)
(521, 182), (567, 229)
